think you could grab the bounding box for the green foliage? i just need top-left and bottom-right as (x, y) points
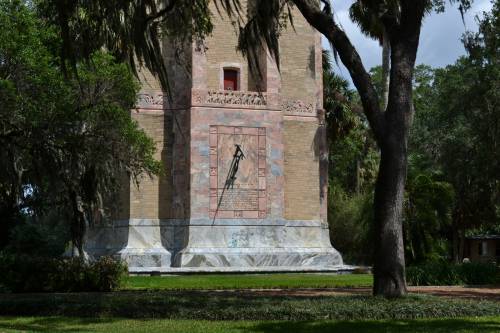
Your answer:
(407, 2), (500, 259)
(0, 0), (161, 252)
(404, 156), (455, 264)
(36, 0), (214, 91)
(123, 274), (373, 291)
(406, 261), (462, 286)
(1, 291), (499, 320)
(5, 216), (69, 257)
(324, 50), (378, 266)
(323, 48), (377, 265)
(328, 191), (374, 265)
(459, 262), (500, 285)
(0, 254), (127, 292)
(406, 261), (500, 286)
(2, 316), (500, 333)
(323, 50), (359, 145)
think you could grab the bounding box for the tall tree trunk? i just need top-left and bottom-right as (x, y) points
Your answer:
(372, 34), (417, 296)
(381, 30), (391, 110)
(373, 141), (408, 296)
(70, 190), (87, 258)
(292, 0), (424, 298)
(452, 207), (461, 263)
(458, 228), (465, 262)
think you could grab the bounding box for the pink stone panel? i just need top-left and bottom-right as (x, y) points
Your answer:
(189, 106), (284, 220)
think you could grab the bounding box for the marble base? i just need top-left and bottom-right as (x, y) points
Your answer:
(174, 247), (342, 267)
(119, 247), (171, 269)
(85, 218), (344, 272)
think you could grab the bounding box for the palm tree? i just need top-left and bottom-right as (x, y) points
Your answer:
(349, 1), (391, 110)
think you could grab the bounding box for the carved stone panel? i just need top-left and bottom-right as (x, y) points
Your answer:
(281, 99), (315, 116)
(209, 126), (267, 219)
(136, 93), (165, 109)
(191, 89), (274, 110)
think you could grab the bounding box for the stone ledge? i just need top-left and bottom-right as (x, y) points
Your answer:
(129, 264), (358, 275)
(101, 218), (327, 228)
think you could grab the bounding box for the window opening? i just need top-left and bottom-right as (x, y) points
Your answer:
(224, 69), (239, 91)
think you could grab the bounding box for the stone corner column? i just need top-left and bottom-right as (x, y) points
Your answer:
(317, 108), (328, 225)
(315, 31), (323, 110)
(118, 219), (171, 271)
(192, 39), (208, 91)
(265, 47), (282, 111)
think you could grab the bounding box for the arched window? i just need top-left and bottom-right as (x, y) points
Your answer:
(223, 68), (239, 91)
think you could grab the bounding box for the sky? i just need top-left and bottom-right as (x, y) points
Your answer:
(323, 0), (494, 84)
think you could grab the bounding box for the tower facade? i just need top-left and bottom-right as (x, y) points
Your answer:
(85, 1), (343, 272)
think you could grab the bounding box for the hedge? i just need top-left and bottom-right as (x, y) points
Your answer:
(0, 253), (127, 293)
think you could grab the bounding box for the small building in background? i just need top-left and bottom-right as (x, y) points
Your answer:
(464, 235), (500, 263)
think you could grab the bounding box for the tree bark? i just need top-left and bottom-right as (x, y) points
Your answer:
(373, 142), (408, 296)
(452, 207), (461, 263)
(291, 0), (425, 297)
(372, 0), (424, 293)
(381, 29), (391, 110)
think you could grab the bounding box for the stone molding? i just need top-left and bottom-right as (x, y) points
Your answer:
(92, 218), (326, 227)
(137, 91), (316, 116)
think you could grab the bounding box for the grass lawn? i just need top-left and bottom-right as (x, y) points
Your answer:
(122, 273), (373, 290)
(1, 275), (498, 332)
(1, 292), (499, 320)
(0, 316), (499, 332)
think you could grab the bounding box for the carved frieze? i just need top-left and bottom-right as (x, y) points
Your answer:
(136, 93), (166, 109)
(193, 90), (268, 107)
(281, 99), (315, 116)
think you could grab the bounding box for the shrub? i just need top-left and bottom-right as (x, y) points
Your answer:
(0, 253), (54, 292)
(460, 262), (500, 285)
(0, 293), (499, 320)
(406, 261), (500, 286)
(328, 191), (374, 265)
(0, 253), (127, 293)
(5, 216), (70, 257)
(406, 261), (462, 286)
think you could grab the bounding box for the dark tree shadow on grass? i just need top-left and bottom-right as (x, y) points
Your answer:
(0, 317), (499, 333)
(239, 318), (500, 333)
(0, 317), (117, 332)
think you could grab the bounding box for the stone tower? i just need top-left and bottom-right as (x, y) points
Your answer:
(85, 1), (343, 272)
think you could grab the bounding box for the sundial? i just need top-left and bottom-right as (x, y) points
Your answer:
(209, 126), (267, 219)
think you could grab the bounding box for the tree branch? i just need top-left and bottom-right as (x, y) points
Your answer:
(291, 0), (385, 142)
(144, 0), (179, 24)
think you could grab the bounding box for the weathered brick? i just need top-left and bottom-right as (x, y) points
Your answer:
(119, 0), (324, 222)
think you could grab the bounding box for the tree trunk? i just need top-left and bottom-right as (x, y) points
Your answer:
(373, 141), (408, 297)
(291, 0), (424, 298)
(452, 208), (460, 263)
(372, 35), (417, 296)
(70, 190), (87, 258)
(458, 228), (465, 262)
(381, 30), (391, 110)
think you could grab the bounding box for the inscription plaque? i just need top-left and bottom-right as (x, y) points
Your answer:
(209, 126), (267, 219)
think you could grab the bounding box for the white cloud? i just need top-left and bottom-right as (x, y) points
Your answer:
(321, 0), (494, 86)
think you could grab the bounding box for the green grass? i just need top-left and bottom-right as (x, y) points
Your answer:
(1, 292), (499, 320)
(122, 273), (373, 290)
(0, 316), (499, 332)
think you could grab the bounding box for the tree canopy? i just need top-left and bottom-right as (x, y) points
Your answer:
(0, 0), (161, 255)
